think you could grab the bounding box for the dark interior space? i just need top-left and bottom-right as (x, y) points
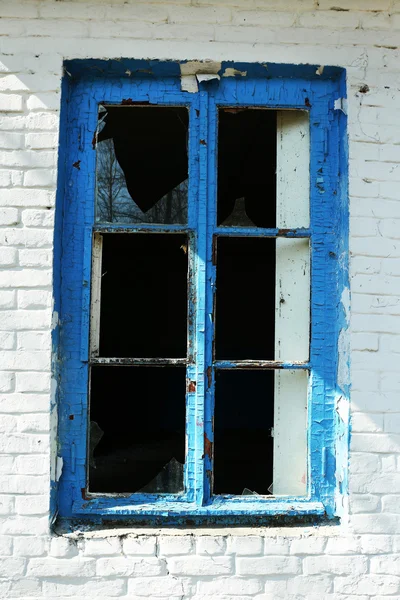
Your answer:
(215, 237), (276, 360)
(96, 106), (188, 221)
(217, 108), (276, 228)
(213, 369), (274, 495)
(89, 366), (186, 493)
(99, 233), (188, 358)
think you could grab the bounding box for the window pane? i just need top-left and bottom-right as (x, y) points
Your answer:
(275, 238), (310, 362)
(89, 366), (185, 494)
(217, 108), (276, 228)
(213, 369), (308, 497)
(276, 110), (310, 229)
(273, 369), (308, 496)
(217, 109), (310, 229)
(214, 370), (274, 495)
(215, 237), (310, 361)
(98, 234), (188, 358)
(95, 106), (188, 224)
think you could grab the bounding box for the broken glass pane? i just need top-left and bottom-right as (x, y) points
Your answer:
(217, 108), (310, 228)
(214, 370), (274, 495)
(213, 369), (308, 497)
(89, 366), (185, 494)
(217, 108), (276, 228)
(98, 233), (188, 358)
(215, 237), (310, 361)
(95, 106), (188, 224)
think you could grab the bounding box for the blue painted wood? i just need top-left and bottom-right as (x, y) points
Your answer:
(55, 61), (348, 524)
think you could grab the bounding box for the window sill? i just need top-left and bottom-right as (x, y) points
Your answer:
(64, 497), (328, 528)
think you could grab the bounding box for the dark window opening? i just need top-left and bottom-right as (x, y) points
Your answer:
(214, 370), (274, 495)
(89, 366), (186, 493)
(95, 106), (189, 224)
(99, 233), (188, 358)
(215, 237), (276, 360)
(217, 108), (276, 228)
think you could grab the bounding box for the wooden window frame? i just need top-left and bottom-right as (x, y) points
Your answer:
(53, 60), (349, 527)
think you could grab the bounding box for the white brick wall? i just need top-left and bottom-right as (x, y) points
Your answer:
(0, 0), (399, 597)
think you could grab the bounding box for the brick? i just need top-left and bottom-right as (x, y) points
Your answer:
(0, 557), (25, 577)
(96, 557), (166, 577)
(290, 536), (327, 555)
(196, 536), (226, 555)
(0, 94), (23, 112)
(0, 372), (15, 393)
(122, 535), (157, 555)
(16, 371), (51, 393)
(200, 577), (263, 595)
(13, 536), (47, 557)
(15, 494), (49, 515)
(237, 556), (301, 576)
(305, 555), (368, 576)
(0, 208), (19, 226)
(335, 574), (400, 596)
(168, 556), (233, 576)
(23, 169), (56, 187)
(83, 537), (121, 556)
(128, 577), (185, 597)
(18, 248), (52, 268)
(17, 332), (51, 351)
(159, 536), (193, 556)
(27, 93), (61, 111)
(0, 247), (17, 267)
(25, 132), (58, 149)
(18, 290), (51, 309)
(28, 557), (95, 578)
(21, 208), (54, 227)
(43, 578), (126, 597)
(227, 536), (263, 555)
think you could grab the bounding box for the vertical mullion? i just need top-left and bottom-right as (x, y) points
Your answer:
(186, 99), (200, 500)
(203, 92), (217, 504)
(193, 88), (209, 505)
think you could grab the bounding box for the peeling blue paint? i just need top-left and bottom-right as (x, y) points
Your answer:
(54, 60), (348, 526)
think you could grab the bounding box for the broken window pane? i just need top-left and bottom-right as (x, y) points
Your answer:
(98, 233), (188, 358)
(217, 109), (310, 229)
(276, 110), (310, 229)
(215, 237), (310, 361)
(215, 237), (275, 360)
(213, 369), (308, 497)
(217, 108), (276, 228)
(214, 370), (274, 495)
(95, 106), (188, 224)
(273, 369), (308, 496)
(89, 366), (185, 494)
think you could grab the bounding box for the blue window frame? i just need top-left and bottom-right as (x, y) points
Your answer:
(54, 60), (349, 527)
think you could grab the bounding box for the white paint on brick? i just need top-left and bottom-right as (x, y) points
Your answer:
(0, 0), (398, 596)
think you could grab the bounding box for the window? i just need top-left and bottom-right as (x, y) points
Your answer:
(54, 60), (349, 526)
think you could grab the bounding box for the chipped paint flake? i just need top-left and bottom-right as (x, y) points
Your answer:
(181, 75), (198, 93)
(56, 456), (64, 482)
(196, 73), (220, 84)
(180, 60), (221, 77)
(222, 68), (247, 78)
(336, 395), (349, 425)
